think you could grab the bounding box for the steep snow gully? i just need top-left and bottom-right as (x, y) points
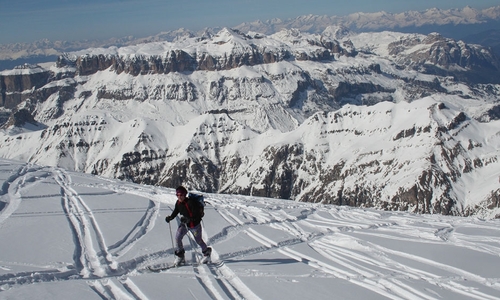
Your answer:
(0, 159), (499, 299)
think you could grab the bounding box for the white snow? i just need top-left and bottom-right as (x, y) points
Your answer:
(0, 65), (47, 76)
(0, 158), (499, 299)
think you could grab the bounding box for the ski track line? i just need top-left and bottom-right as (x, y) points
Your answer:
(66, 176), (163, 259)
(217, 206), (442, 300)
(88, 278), (137, 300)
(0, 164), (45, 226)
(55, 170), (114, 277)
(366, 241), (500, 293)
(310, 239), (444, 300)
(302, 213), (500, 299)
(3, 172), (271, 298)
(270, 220), (313, 243)
(202, 210), (263, 300)
(0, 269), (80, 289)
(54, 169), (151, 300)
(438, 281), (500, 300)
(204, 196), (500, 299)
(353, 229), (500, 258)
(183, 227), (227, 300)
(315, 228), (500, 298)
(108, 199), (160, 257)
(119, 276), (150, 300)
(207, 261), (258, 300)
(87, 181), (169, 205)
(182, 215), (262, 300)
(317, 238), (440, 280)
(439, 232), (500, 257)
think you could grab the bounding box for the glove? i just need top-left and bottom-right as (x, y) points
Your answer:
(165, 215), (173, 223)
(180, 216), (191, 224)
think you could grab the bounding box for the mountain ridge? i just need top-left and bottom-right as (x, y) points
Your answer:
(1, 5), (500, 69)
(0, 27), (499, 219)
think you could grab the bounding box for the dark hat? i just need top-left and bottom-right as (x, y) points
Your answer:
(176, 186), (188, 195)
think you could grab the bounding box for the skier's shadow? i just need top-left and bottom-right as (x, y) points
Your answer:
(223, 258), (297, 266)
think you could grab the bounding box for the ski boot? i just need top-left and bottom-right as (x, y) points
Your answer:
(173, 249), (185, 267)
(201, 247), (212, 264)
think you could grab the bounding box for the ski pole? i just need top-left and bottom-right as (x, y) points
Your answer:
(168, 221), (175, 254)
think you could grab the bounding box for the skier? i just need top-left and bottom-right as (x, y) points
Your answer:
(165, 186), (212, 265)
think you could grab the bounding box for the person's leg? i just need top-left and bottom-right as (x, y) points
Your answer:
(175, 224), (188, 252)
(189, 224), (208, 252)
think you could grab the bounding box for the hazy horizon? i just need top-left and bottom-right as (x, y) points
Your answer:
(1, 0), (499, 45)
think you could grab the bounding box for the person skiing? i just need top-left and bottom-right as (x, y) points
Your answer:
(165, 186), (211, 265)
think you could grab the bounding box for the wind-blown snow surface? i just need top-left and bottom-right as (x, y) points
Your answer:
(0, 158), (499, 300)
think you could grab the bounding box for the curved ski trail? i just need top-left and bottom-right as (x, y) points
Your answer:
(0, 164), (43, 226)
(181, 217), (262, 300)
(54, 169), (153, 299)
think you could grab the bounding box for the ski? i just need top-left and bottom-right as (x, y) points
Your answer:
(145, 259), (216, 272)
(146, 262), (189, 272)
(147, 265), (172, 272)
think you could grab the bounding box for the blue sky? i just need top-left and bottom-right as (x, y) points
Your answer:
(1, 0), (499, 44)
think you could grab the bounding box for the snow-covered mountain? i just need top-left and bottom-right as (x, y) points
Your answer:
(0, 27), (499, 219)
(1, 5), (500, 67)
(235, 6), (500, 35)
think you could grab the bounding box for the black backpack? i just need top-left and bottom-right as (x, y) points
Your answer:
(188, 192), (205, 217)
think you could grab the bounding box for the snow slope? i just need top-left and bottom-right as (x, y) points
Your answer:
(0, 158), (499, 299)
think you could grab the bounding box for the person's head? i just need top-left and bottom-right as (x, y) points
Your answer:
(176, 186), (188, 201)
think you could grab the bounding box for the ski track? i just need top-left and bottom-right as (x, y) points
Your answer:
(1, 167), (500, 299)
(0, 164), (50, 226)
(181, 218), (261, 300)
(55, 169), (115, 278)
(0, 168), (263, 300)
(0, 167), (163, 299)
(107, 199), (160, 257)
(209, 196), (500, 300)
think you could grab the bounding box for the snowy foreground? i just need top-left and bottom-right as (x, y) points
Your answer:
(0, 159), (499, 300)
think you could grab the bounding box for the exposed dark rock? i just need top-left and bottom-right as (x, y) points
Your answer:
(333, 82), (395, 100)
(0, 68), (51, 108)
(1, 109), (37, 128)
(389, 33), (500, 84)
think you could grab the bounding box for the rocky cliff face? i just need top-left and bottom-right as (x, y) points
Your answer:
(0, 28), (499, 219)
(387, 33), (500, 84)
(55, 29), (356, 78)
(0, 65), (52, 108)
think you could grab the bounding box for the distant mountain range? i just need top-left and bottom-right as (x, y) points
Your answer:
(234, 6), (500, 35)
(1, 26), (499, 218)
(1, 6), (500, 71)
